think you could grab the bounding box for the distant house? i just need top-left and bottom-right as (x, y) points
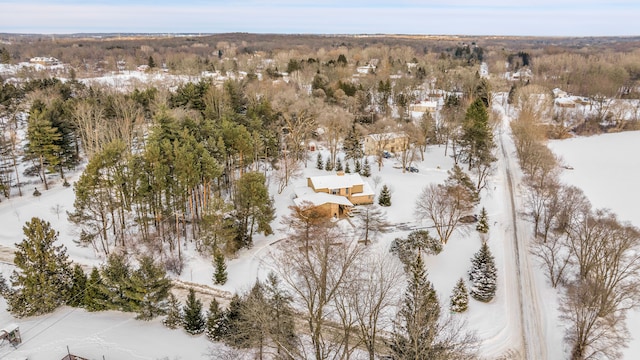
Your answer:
(29, 57), (60, 66)
(363, 132), (408, 156)
(555, 98), (576, 108)
(356, 64), (376, 75)
(294, 172), (374, 217)
(409, 100), (438, 114)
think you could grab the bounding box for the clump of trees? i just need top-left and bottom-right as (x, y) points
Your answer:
(513, 102), (640, 359)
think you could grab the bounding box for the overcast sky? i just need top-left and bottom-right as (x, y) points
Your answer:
(1, 0), (639, 36)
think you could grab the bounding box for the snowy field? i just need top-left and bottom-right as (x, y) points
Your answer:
(549, 130), (640, 359)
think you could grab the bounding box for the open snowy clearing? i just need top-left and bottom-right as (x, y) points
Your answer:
(548, 130), (640, 359)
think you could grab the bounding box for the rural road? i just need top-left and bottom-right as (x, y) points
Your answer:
(497, 103), (547, 360)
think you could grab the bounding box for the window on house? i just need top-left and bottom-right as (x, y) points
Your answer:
(346, 188), (349, 195)
(331, 189), (339, 195)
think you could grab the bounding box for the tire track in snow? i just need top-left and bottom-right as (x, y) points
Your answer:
(499, 115), (547, 360)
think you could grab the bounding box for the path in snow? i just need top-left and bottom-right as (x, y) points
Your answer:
(498, 108), (547, 360)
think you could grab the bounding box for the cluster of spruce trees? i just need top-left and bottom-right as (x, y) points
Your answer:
(2, 217), (171, 320)
(315, 152), (371, 177)
(164, 273), (298, 358)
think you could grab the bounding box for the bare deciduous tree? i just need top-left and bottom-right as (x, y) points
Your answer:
(415, 183), (474, 244)
(272, 224), (363, 360)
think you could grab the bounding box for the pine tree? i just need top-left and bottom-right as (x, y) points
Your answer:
(99, 253), (135, 312)
(67, 264), (87, 307)
(263, 272), (298, 356)
(8, 217), (73, 317)
(391, 253), (441, 359)
(354, 160), (362, 174)
(469, 242), (497, 302)
(343, 122), (364, 162)
(316, 153), (323, 170)
(325, 156), (333, 171)
(362, 157), (371, 177)
(183, 288), (205, 335)
(205, 298), (224, 341)
(213, 249), (228, 285)
(335, 158), (343, 172)
(26, 108), (62, 191)
(84, 267), (108, 311)
(344, 161), (351, 174)
(163, 293), (183, 329)
(220, 293), (243, 341)
(449, 278), (469, 313)
(476, 207), (489, 234)
(445, 164), (479, 204)
(378, 184), (391, 206)
(128, 256), (172, 320)
(148, 55), (156, 68)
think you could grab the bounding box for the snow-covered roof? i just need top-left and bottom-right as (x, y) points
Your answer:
(365, 132), (406, 142)
(308, 173), (366, 190)
(293, 187), (353, 207)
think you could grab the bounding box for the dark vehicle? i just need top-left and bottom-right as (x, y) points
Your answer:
(405, 166), (419, 173)
(382, 150), (392, 158)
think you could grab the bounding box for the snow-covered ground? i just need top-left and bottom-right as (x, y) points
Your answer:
(2, 82), (637, 358)
(0, 134), (542, 359)
(549, 130), (640, 359)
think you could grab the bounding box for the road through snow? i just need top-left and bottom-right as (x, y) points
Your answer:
(497, 104), (548, 360)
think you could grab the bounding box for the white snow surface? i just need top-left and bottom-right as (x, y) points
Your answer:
(549, 130), (640, 359)
(3, 98), (638, 358)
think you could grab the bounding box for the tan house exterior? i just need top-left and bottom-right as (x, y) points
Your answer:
(363, 132), (408, 156)
(294, 172), (374, 217)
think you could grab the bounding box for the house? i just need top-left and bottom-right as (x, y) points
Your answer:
(409, 100), (438, 114)
(29, 57), (60, 66)
(363, 132), (408, 156)
(294, 172), (374, 217)
(356, 64), (376, 74)
(555, 98), (576, 108)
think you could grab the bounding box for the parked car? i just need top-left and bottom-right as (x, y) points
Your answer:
(405, 166), (419, 173)
(382, 150), (392, 158)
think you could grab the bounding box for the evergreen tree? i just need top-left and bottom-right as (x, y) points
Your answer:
(344, 161), (351, 174)
(476, 207), (489, 234)
(449, 278), (469, 313)
(67, 264), (87, 307)
(128, 256), (172, 320)
(316, 153), (323, 170)
(343, 122), (364, 162)
(26, 107), (62, 191)
(469, 242), (497, 302)
(335, 157), (343, 172)
(378, 184), (392, 206)
(147, 55), (156, 68)
(234, 172), (276, 248)
(205, 298), (225, 341)
(98, 253), (135, 311)
(460, 97), (495, 170)
(361, 157), (371, 177)
(84, 267), (108, 311)
(354, 160), (362, 174)
(445, 164), (479, 205)
(8, 217), (73, 317)
(213, 249), (228, 285)
(263, 272), (298, 357)
(219, 293), (243, 341)
(390, 230), (442, 270)
(324, 156), (333, 171)
(183, 288), (206, 334)
(163, 293), (183, 329)
(391, 253), (441, 359)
